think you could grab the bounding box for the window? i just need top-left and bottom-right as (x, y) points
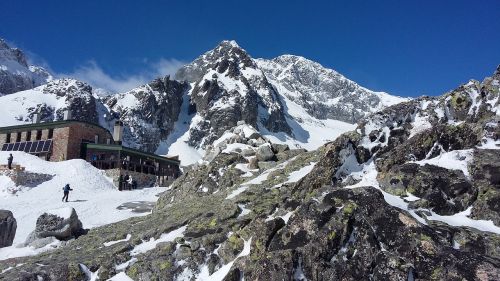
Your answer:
(5, 133), (11, 143)
(36, 130), (42, 140)
(48, 129), (54, 139)
(26, 131), (31, 141)
(16, 132), (21, 142)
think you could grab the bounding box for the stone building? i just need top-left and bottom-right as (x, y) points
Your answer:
(0, 117), (180, 187)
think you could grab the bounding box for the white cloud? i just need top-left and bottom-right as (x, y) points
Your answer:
(61, 58), (186, 93)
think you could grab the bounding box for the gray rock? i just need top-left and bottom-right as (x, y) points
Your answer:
(271, 143), (289, 154)
(241, 148), (256, 157)
(0, 210), (16, 247)
(25, 208), (85, 245)
(256, 144), (275, 161)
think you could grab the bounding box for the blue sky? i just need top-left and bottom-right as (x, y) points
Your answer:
(1, 0), (499, 96)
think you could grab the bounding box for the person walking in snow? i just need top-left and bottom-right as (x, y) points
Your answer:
(7, 153), (13, 169)
(62, 184), (73, 202)
(127, 175), (133, 190)
(124, 174), (130, 190)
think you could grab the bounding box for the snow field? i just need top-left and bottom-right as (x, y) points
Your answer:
(0, 151), (168, 260)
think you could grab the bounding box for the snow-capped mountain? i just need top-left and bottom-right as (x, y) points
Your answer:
(0, 40), (407, 165)
(256, 55), (407, 123)
(0, 39), (52, 96)
(174, 40), (291, 146)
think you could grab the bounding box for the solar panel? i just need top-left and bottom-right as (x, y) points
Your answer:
(29, 141), (38, 153)
(34, 140), (43, 153)
(7, 143), (14, 151)
(19, 142), (26, 151)
(42, 140), (52, 152)
(24, 142), (32, 152)
(13, 143), (20, 151)
(1, 143), (7, 151)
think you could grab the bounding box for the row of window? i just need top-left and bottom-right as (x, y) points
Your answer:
(5, 129), (54, 143)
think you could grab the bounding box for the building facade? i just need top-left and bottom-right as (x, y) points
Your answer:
(0, 119), (180, 187)
(0, 120), (113, 161)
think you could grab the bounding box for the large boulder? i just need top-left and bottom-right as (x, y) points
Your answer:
(378, 163), (476, 215)
(26, 207), (85, 244)
(0, 210), (16, 247)
(256, 143), (276, 162)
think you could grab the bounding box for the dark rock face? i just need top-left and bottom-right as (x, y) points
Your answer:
(105, 76), (187, 152)
(43, 79), (99, 124)
(0, 39), (52, 96)
(0, 210), (16, 248)
(470, 149), (500, 224)
(378, 163), (476, 215)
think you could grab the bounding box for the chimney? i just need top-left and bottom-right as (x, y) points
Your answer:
(33, 112), (41, 123)
(113, 121), (124, 144)
(64, 109), (72, 120)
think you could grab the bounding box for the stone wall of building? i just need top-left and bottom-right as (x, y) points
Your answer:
(66, 123), (113, 160)
(105, 169), (158, 189)
(50, 127), (70, 161)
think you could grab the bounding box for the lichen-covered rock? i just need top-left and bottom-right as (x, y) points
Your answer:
(0, 210), (16, 247)
(378, 163), (476, 215)
(470, 149), (500, 224)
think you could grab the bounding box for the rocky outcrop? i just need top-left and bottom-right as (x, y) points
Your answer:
(104, 76), (188, 152)
(256, 143), (275, 161)
(0, 38), (52, 96)
(25, 208), (85, 245)
(0, 210), (16, 247)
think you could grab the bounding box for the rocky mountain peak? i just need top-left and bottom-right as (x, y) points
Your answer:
(0, 38), (52, 96)
(175, 40), (255, 83)
(0, 39), (29, 67)
(174, 41), (292, 149)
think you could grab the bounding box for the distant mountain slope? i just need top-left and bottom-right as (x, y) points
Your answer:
(256, 55), (407, 123)
(0, 39), (52, 96)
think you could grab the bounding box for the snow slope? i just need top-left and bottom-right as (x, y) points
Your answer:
(0, 152), (168, 259)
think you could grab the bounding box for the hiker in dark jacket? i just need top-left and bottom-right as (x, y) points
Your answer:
(7, 154), (13, 169)
(124, 174), (130, 190)
(62, 184), (73, 202)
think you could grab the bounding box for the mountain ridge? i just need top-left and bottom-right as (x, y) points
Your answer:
(0, 39), (408, 165)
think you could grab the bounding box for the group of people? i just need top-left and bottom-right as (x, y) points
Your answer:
(118, 173), (137, 191)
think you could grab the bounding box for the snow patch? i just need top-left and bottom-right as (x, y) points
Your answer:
(131, 225), (187, 256)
